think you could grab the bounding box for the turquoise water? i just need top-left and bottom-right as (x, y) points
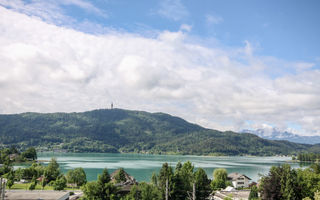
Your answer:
(35, 153), (299, 182)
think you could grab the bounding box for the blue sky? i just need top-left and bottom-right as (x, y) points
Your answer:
(0, 0), (320, 135)
(54, 0), (320, 61)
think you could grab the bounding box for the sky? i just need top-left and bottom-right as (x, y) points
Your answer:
(0, 0), (320, 136)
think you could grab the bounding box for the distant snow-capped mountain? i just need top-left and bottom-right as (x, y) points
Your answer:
(242, 128), (320, 144)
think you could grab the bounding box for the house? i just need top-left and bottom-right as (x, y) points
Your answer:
(9, 154), (19, 161)
(227, 173), (251, 188)
(36, 175), (46, 182)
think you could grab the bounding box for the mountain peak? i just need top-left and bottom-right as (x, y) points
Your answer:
(242, 128), (320, 144)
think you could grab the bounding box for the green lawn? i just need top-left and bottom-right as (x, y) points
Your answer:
(8, 183), (53, 190)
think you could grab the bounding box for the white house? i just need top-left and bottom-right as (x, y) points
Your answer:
(227, 173), (251, 188)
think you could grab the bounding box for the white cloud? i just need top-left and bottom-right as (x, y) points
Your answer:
(60, 0), (107, 17)
(206, 14), (223, 25)
(0, 0), (107, 26)
(157, 0), (188, 21)
(180, 24), (192, 32)
(1, 6), (320, 136)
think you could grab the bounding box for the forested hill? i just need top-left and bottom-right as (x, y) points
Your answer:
(0, 109), (317, 156)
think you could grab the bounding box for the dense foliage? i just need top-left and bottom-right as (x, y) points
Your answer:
(295, 153), (320, 162)
(80, 161), (213, 200)
(66, 167), (87, 187)
(0, 109), (317, 156)
(0, 147), (38, 177)
(0, 147), (37, 164)
(82, 168), (119, 200)
(149, 161), (212, 200)
(210, 168), (230, 190)
(1, 155), (89, 191)
(259, 163), (320, 200)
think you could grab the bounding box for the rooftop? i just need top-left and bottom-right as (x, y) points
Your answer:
(227, 173), (251, 181)
(5, 190), (69, 200)
(213, 190), (250, 200)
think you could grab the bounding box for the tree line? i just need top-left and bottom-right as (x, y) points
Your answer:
(1, 157), (87, 190)
(293, 153), (320, 162)
(0, 147), (37, 176)
(81, 161), (233, 200)
(259, 163), (320, 200)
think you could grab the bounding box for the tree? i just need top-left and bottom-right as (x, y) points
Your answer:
(194, 168), (211, 199)
(66, 168), (87, 188)
(171, 161), (198, 200)
(114, 168), (126, 183)
(6, 170), (15, 189)
(41, 170), (48, 190)
(259, 166), (284, 200)
(260, 165), (301, 200)
(181, 161), (195, 199)
(53, 175), (67, 191)
(96, 168), (117, 200)
(151, 172), (158, 186)
(172, 162), (185, 200)
(98, 168), (111, 186)
(45, 158), (60, 182)
(125, 185), (139, 200)
(82, 168), (117, 200)
(140, 182), (162, 200)
(158, 163), (173, 200)
(248, 185), (259, 200)
(29, 176), (37, 190)
(104, 182), (118, 199)
(310, 163), (320, 174)
(82, 181), (103, 200)
(21, 147), (37, 160)
(297, 167), (320, 199)
(211, 168), (228, 190)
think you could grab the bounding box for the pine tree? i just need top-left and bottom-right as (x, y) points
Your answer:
(158, 163), (173, 200)
(194, 168), (211, 199)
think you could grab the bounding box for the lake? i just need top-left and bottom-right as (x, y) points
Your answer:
(32, 153), (301, 182)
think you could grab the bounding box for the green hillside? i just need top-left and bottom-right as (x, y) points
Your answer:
(0, 109), (316, 155)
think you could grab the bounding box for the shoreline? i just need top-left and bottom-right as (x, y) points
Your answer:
(37, 150), (293, 158)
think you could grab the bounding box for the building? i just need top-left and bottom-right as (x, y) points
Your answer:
(110, 168), (137, 185)
(110, 168), (138, 195)
(5, 190), (69, 200)
(210, 189), (251, 200)
(227, 173), (251, 188)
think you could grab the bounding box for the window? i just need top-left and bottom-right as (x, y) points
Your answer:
(238, 182), (244, 184)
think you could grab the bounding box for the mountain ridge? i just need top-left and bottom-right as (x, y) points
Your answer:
(242, 128), (320, 145)
(0, 108), (318, 156)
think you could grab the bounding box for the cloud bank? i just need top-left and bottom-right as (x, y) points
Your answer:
(0, 6), (320, 136)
